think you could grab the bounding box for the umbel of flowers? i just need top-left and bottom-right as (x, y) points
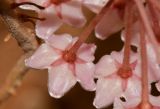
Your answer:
(14, 0), (160, 109)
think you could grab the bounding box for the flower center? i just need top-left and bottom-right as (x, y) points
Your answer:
(117, 67), (132, 79)
(137, 102), (153, 109)
(63, 50), (76, 63)
(51, 0), (69, 5)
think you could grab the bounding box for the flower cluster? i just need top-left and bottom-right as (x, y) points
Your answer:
(15, 0), (160, 109)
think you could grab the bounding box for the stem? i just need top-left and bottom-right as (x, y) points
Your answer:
(117, 1), (134, 79)
(0, 0), (38, 104)
(139, 20), (152, 109)
(67, 0), (114, 54)
(148, 0), (160, 13)
(134, 0), (160, 64)
(148, 0), (160, 42)
(122, 1), (133, 68)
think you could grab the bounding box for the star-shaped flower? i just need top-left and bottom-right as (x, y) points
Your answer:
(113, 81), (160, 109)
(113, 45), (160, 109)
(25, 34), (96, 98)
(93, 50), (141, 108)
(16, 0), (86, 39)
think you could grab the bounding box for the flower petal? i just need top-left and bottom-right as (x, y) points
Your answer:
(83, 0), (109, 13)
(95, 55), (117, 77)
(61, 1), (86, 27)
(36, 5), (62, 39)
(95, 8), (123, 40)
(121, 21), (140, 47)
(77, 43), (96, 62)
(150, 96), (160, 107)
(46, 34), (73, 50)
(16, 0), (49, 11)
(93, 77), (122, 108)
(75, 62), (96, 91)
(111, 50), (138, 64)
(25, 44), (60, 69)
(120, 77), (141, 108)
(113, 76), (141, 109)
(48, 63), (76, 98)
(114, 98), (125, 109)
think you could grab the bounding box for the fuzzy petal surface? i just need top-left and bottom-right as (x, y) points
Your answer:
(25, 44), (60, 69)
(95, 8), (123, 40)
(46, 34), (73, 51)
(77, 43), (96, 62)
(83, 0), (109, 13)
(48, 63), (76, 98)
(121, 77), (141, 108)
(93, 77), (122, 108)
(75, 62), (96, 91)
(61, 1), (86, 27)
(16, 0), (49, 11)
(95, 55), (117, 77)
(36, 5), (62, 39)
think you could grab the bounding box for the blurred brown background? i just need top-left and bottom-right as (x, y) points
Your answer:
(0, 7), (123, 109)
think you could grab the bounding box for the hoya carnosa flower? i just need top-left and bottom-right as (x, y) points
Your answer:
(16, 0), (86, 39)
(82, 0), (124, 40)
(112, 45), (160, 109)
(121, 20), (160, 82)
(25, 34), (96, 98)
(93, 50), (141, 108)
(113, 81), (160, 109)
(82, 0), (109, 13)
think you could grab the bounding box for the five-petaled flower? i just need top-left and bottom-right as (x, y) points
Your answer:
(93, 50), (141, 108)
(16, 0), (86, 39)
(114, 81), (160, 109)
(25, 34), (96, 98)
(113, 43), (160, 109)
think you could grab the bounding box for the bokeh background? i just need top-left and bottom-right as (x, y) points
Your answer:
(0, 7), (123, 109)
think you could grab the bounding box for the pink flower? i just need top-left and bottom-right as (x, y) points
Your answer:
(113, 81), (160, 109)
(82, 0), (109, 13)
(93, 50), (141, 108)
(113, 46), (160, 109)
(121, 20), (160, 82)
(16, 0), (86, 39)
(25, 34), (96, 98)
(91, 0), (125, 40)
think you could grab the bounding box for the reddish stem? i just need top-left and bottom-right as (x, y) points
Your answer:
(117, 1), (133, 79)
(148, 0), (160, 42)
(122, 1), (133, 68)
(139, 20), (152, 109)
(67, 0), (114, 54)
(134, 0), (160, 64)
(148, 0), (160, 13)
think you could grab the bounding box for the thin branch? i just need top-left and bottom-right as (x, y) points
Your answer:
(0, 0), (38, 104)
(0, 54), (30, 103)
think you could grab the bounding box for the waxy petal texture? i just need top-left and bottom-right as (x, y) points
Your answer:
(77, 43), (96, 62)
(48, 63), (76, 98)
(95, 55), (117, 77)
(61, 1), (86, 27)
(120, 77), (141, 109)
(46, 34), (73, 50)
(75, 63), (96, 91)
(95, 8), (123, 40)
(36, 5), (62, 38)
(25, 34), (96, 98)
(25, 44), (60, 69)
(16, 0), (49, 10)
(83, 0), (109, 13)
(93, 77), (122, 108)
(16, 0), (87, 39)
